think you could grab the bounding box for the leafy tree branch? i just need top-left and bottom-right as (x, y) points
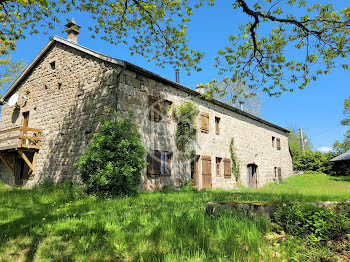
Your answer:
(1, 0), (350, 101)
(213, 0), (350, 98)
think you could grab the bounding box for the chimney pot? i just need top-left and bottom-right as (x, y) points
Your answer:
(175, 69), (180, 83)
(65, 18), (81, 44)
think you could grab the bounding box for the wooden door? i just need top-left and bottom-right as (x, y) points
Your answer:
(247, 165), (253, 188)
(14, 156), (31, 185)
(252, 165), (257, 188)
(191, 155), (200, 188)
(202, 156), (212, 189)
(247, 164), (258, 188)
(14, 157), (24, 185)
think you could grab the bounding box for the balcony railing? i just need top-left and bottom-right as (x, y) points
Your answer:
(0, 126), (42, 150)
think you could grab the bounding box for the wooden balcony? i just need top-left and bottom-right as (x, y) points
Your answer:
(0, 126), (42, 151)
(0, 126), (43, 176)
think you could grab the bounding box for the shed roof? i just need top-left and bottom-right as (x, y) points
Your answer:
(330, 151), (350, 162)
(0, 36), (290, 133)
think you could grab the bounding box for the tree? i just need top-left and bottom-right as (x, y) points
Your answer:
(209, 79), (264, 116)
(0, 41), (25, 94)
(1, 1), (350, 102)
(288, 128), (312, 157)
(332, 96), (350, 155)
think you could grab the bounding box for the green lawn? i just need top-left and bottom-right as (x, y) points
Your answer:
(0, 173), (349, 261)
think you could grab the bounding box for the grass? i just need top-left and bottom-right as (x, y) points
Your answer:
(0, 173), (349, 261)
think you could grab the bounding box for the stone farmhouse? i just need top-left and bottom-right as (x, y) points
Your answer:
(0, 20), (293, 190)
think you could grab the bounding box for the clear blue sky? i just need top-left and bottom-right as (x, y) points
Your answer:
(2, 1), (349, 152)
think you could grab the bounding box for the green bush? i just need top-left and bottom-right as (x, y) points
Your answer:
(275, 203), (348, 245)
(75, 117), (146, 198)
(292, 151), (334, 174)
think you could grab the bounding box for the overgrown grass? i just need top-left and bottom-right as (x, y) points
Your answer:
(0, 173), (349, 261)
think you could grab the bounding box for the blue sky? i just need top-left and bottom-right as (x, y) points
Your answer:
(2, 1), (349, 151)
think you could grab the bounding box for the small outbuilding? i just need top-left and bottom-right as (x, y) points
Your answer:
(330, 151), (350, 162)
(330, 151), (350, 176)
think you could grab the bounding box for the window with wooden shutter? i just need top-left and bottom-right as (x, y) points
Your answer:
(274, 167), (278, 182)
(223, 158), (231, 178)
(162, 101), (172, 121)
(276, 138), (281, 150)
(148, 96), (172, 122)
(147, 150), (161, 177)
(215, 117), (220, 135)
(167, 152), (172, 175)
(216, 157), (222, 176)
(148, 96), (160, 122)
(161, 152), (172, 176)
(272, 136), (275, 148)
(147, 150), (173, 177)
(200, 113), (209, 133)
(154, 150), (161, 175)
(147, 153), (155, 176)
(277, 167), (282, 184)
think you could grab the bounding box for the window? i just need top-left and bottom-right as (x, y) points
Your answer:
(200, 112), (209, 133)
(276, 138), (281, 150)
(147, 150), (172, 177)
(216, 157), (222, 176)
(22, 111), (29, 127)
(274, 167), (282, 183)
(148, 96), (172, 122)
(50, 61), (56, 70)
(215, 117), (220, 135)
(223, 158), (231, 178)
(274, 167), (278, 181)
(277, 167), (282, 183)
(272, 136), (276, 148)
(161, 152), (172, 176)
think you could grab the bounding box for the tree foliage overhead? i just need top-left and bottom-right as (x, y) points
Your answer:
(0, 40), (25, 93)
(214, 0), (350, 97)
(0, 0), (207, 70)
(1, 0), (350, 101)
(333, 96), (350, 155)
(209, 79), (264, 116)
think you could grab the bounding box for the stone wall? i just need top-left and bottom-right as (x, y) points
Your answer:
(0, 153), (15, 185)
(0, 40), (293, 189)
(0, 42), (117, 185)
(116, 69), (293, 190)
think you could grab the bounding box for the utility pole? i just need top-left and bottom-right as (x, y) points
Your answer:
(299, 128), (305, 154)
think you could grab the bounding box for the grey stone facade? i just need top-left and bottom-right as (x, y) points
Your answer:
(0, 36), (293, 190)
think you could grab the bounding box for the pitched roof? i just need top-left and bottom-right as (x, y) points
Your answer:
(330, 151), (350, 162)
(0, 36), (290, 133)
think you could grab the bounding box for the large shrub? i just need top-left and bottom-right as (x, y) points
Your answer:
(75, 117), (146, 197)
(292, 151), (334, 174)
(275, 203), (348, 245)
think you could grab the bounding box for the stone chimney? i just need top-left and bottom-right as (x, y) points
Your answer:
(65, 18), (81, 44)
(195, 84), (205, 94)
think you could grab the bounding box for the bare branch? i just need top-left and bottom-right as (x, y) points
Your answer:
(237, 0), (324, 37)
